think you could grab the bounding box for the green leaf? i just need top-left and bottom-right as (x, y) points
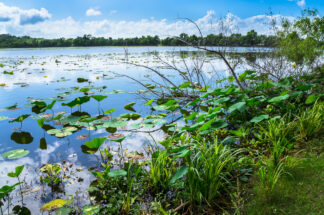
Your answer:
(77, 78), (88, 83)
(103, 119), (127, 128)
(170, 166), (189, 184)
(197, 119), (214, 132)
(108, 169), (127, 177)
(179, 82), (191, 88)
(85, 137), (107, 149)
(109, 136), (127, 143)
(305, 94), (317, 104)
(1, 149), (30, 159)
(120, 113), (141, 120)
(80, 88), (90, 93)
(104, 108), (116, 114)
(124, 102), (136, 112)
(250, 114), (269, 123)
(47, 129), (61, 135)
(82, 205), (100, 215)
(185, 112), (197, 120)
(173, 149), (191, 159)
(46, 100), (56, 110)
(145, 99), (155, 105)
(9, 114), (30, 123)
(3, 103), (18, 110)
(228, 102), (246, 113)
(55, 207), (71, 215)
(268, 94), (289, 103)
(8, 165), (24, 178)
(0, 116), (8, 121)
(106, 127), (117, 133)
(37, 118), (45, 128)
(212, 120), (228, 129)
(41, 199), (72, 211)
(91, 95), (107, 102)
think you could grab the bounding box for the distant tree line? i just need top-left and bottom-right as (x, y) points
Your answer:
(0, 30), (277, 48)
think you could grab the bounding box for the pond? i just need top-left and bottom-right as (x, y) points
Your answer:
(0, 46), (268, 213)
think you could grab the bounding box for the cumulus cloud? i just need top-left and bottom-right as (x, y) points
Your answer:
(0, 2), (294, 39)
(297, 0), (306, 8)
(288, 0), (306, 8)
(0, 2), (51, 25)
(86, 8), (101, 16)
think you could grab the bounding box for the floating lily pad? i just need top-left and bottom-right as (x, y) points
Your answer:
(124, 102), (136, 112)
(82, 205), (100, 215)
(108, 133), (125, 139)
(41, 199), (72, 211)
(77, 134), (89, 140)
(1, 149), (30, 159)
(0, 116), (8, 121)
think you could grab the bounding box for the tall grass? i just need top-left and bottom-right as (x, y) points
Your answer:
(186, 139), (241, 205)
(148, 150), (176, 193)
(295, 101), (324, 141)
(257, 117), (295, 191)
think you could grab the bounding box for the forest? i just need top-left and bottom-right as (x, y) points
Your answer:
(0, 30), (277, 48)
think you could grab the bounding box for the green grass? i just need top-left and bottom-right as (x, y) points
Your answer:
(244, 140), (324, 215)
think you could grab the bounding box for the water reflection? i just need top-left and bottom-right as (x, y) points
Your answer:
(39, 137), (47, 150)
(11, 131), (33, 144)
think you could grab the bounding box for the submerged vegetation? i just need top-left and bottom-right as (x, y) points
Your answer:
(0, 9), (323, 215)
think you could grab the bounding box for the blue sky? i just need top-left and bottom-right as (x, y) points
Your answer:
(0, 0), (322, 38)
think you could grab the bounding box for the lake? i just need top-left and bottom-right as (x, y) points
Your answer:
(0, 46), (268, 212)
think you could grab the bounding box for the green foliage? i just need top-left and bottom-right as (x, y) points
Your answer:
(278, 10), (323, 66)
(0, 183), (21, 199)
(85, 137), (107, 150)
(185, 140), (240, 205)
(295, 102), (324, 141)
(124, 102), (136, 112)
(7, 165), (24, 178)
(149, 150), (176, 192)
(1, 149), (30, 159)
(0, 31), (277, 48)
(9, 114), (30, 123)
(40, 164), (62, 186)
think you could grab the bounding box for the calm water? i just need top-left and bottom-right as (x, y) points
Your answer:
(0, 46), (263, 212)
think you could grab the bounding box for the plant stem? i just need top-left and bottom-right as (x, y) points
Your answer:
(7, 196), (9, 215)
(18, 177), (24, 205)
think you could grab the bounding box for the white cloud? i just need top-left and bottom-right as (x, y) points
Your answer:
(86, 8), (101, 16)
(288, 0), (306, 8)
(297, 0), (306, 8)
(0, 2), (294, 39)
(0, 2), (51, 25)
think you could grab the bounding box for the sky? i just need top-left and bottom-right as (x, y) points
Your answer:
(0, 0), (322, 38)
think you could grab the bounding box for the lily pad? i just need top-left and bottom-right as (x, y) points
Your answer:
(41, 199), (72, 211)
(0, 116), (8, 121)
(124, 102), (136, 112)
(1, 149), (30, 159)
(85, 137), (107, 149)
(82, 205), (100, 215)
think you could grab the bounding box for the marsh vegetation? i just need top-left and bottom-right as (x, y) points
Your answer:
(0, 9), (323, 215)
